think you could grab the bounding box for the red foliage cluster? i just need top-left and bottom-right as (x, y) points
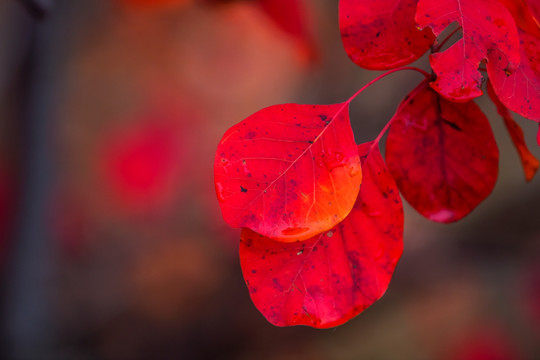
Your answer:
(100, 118), (184, 212)
(215, 0), (540, 328)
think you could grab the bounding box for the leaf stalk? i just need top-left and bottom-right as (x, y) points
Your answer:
(346, 66), (431, 105)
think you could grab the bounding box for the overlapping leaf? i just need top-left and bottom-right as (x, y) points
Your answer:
(416, 0), (520, 101)
(340, 0), (435, 70)
(239, 143), (403, 328)
(498, 0), (540, 37)
(487, 82), (539, 181)
(386, 82), (499, 223)
(487, 30), (540, 122)
(215, 103), (362, 242)
(528, 0), (540, 23)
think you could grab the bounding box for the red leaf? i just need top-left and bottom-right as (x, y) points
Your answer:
(451, 325), (521, 360)
(487, 30), (540, 121)
(239, 143), (403, 328)
(538, 123), (540, 146)
(100, 118), (184, 212)
(416, 0), (520, 101)
(215, 103), (362, 242)
(498, 0), (540, 37)
(203, 0), (316, 62)
(487, 81), (539, 181)
(527, 0), (540, 24)
(339, 0), (435, 70)
(257, 0), (316, 62)
(386, 82), (499, 223)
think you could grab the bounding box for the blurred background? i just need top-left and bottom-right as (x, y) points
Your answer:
(0, 0), (539, 359)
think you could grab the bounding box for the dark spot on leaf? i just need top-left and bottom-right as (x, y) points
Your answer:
(272, 278), (283, 291)
(442, 119), (462, 131)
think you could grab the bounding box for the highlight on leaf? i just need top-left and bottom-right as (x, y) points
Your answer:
(339, 0), (435, 70)
(487, 82), (539, 182)
(385, 82), (499, 223)
(239, 142), (403, 328)
(416, 0), (520, 102)
(527, 0), (540, 24)
(214, 103), (362, 242)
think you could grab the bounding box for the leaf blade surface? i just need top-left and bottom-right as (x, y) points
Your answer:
(487, 81), (539, 181)
(416, 0), (520, 101)
(340, 0), (435, 70)
(386, 83), (499, 223)
(487, 30), (540, 122)
(215, 103), (362, 242)
(239, 144), (403, 328)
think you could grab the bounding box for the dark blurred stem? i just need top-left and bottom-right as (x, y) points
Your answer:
(2, 1), (62, 358)
(18, 0), (47, 20)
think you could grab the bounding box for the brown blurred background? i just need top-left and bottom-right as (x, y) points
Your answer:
(0, 0), (539, 359)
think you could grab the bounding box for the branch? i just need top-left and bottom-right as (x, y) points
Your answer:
(17, 0), (53, 20)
